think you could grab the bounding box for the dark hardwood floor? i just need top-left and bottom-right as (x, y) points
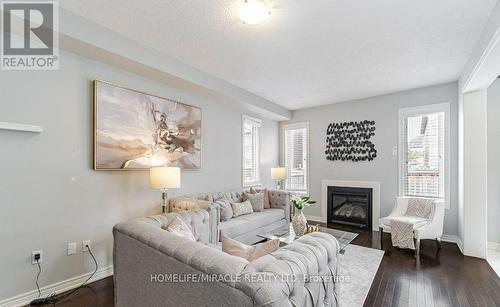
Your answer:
(32, 226), (500, 307)
(338, 224), (500, 307)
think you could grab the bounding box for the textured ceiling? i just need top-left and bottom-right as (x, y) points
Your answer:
(61, 0), (497, 110)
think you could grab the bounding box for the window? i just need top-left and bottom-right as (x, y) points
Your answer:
(399, 103), (450, 208)
(242, 115), (261, 187)
(283, 122), (309, 194)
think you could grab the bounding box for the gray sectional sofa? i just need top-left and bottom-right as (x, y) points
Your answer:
(168, 188), (292, 244)
(113, 209), (340, 307)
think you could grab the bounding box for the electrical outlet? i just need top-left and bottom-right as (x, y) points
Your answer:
(32, 250), (43, 265)
(82, 240), (91, 252)
(67, 242), (76, 255)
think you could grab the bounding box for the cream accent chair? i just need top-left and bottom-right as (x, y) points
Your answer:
(379, 197), (445, 255)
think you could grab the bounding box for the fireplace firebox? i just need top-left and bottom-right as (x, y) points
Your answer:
(327, 186), (372, 229)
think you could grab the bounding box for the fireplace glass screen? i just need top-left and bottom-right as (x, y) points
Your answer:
(327, 186), (372, 228)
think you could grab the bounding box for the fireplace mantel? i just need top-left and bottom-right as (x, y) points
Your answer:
(321, 180), (380, 231)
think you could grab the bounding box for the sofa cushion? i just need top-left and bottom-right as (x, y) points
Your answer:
(219, 209), (285, 239)
(244, 192), (264, 212)
(216, 199), (234, 221)
(231, 200), (254, 217)
(250, 187), (270, 209)
(379, 215), (428, 229)
(165, 217), (196, 241)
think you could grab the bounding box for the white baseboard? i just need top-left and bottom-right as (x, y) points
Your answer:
(0, 265), (113, 307)
(441, 234), (464, 254)
(488, 241), (500, 251)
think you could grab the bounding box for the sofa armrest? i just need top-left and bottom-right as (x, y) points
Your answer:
(268, 189), (292, 222)
(415, 200), (445, 239)
(237, 232), (339, 306)
(113, 217), (253, 307)
(169, 199), (219, 244)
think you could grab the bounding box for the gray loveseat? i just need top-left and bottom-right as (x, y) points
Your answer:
(168, 188), (291, 244)
(113, 209), (340, 307)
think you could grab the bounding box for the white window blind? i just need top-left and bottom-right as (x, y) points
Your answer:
(242, 116), (261, 187)
(283, 123), (308, 194)
(402, 111), (445, 200)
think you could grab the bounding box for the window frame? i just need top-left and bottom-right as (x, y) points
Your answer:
(242, 115), (262, 188)
(281, 121), (310, 194)
(398, 102), (450, 209)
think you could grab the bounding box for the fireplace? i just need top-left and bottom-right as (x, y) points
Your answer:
(327, 186), (372, 229)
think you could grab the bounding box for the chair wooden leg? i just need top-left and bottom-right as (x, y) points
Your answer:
(415, 238), (421, 256)
(436, 238), (442, 249)
(379, 227), (383, 248)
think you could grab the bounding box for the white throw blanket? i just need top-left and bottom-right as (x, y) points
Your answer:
(391, 198), (434, 249)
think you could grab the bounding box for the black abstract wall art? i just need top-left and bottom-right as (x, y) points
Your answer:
(325, 120), (377, 162)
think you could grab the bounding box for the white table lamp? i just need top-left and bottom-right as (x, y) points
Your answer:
(150, 166), (181, 213)
(271, 167), (287, 190)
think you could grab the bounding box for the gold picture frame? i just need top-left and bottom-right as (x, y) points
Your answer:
(93, 80), (202, 170)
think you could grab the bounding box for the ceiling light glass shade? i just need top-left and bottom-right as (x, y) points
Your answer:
(238, 0), (270, 25)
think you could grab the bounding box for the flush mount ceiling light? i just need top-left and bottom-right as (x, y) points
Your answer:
(238, 0), (271, 25)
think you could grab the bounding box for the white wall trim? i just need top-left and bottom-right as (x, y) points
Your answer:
(461, 27), (500, 92)
(242, 114), (263, 188)
(441, 234), (464, 254)
(489, 241), (500, 251)
(0, 121), (43, 133)
(0, 266), (113, 307)
(321, 180), (381, 231)
(462, 91), (488, 259)
(281, 121), (310, 194)
(398, 102), (451, 209)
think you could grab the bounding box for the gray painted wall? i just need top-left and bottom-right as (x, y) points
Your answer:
(487, 78), (500, 243)
(281, 82), (459, 236)
(0, 51), (279, 300)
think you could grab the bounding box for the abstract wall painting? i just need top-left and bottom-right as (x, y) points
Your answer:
(325, 120), (376, 162)
(93, 80), (202, 170)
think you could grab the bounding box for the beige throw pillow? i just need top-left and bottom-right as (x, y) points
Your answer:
(244, 192), (264, 212)
(231, 199), (253, 217)
(221, 236), (280, 261)
(166, 217), (196, 241)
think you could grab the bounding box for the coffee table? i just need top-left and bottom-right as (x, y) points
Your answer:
(256, 223), (358, 252)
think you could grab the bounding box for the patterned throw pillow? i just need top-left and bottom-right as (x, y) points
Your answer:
(405, 198), (434, 219)
(231, 200), (254, 217)
(166, 217), (196, 241)
(244, 192), (264, 212)
(215, 199), (233, 221)
(250, 187), (270, 209)
(221, 236), (280, 261)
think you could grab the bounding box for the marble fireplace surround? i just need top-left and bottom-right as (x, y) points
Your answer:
(319, 180), (381, 231)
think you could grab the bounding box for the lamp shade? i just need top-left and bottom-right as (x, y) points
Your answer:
(271, 167), (287, 180)
(149, 167), (181, 190)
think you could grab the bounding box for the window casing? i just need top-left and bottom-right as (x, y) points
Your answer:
(242, 115), (261, 187)
(398, 103), (450, 208)
(282, 122), (309, 194)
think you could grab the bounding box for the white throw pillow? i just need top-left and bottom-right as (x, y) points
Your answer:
(166, 217), (196, 241)
(231, 200), (254, 217)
